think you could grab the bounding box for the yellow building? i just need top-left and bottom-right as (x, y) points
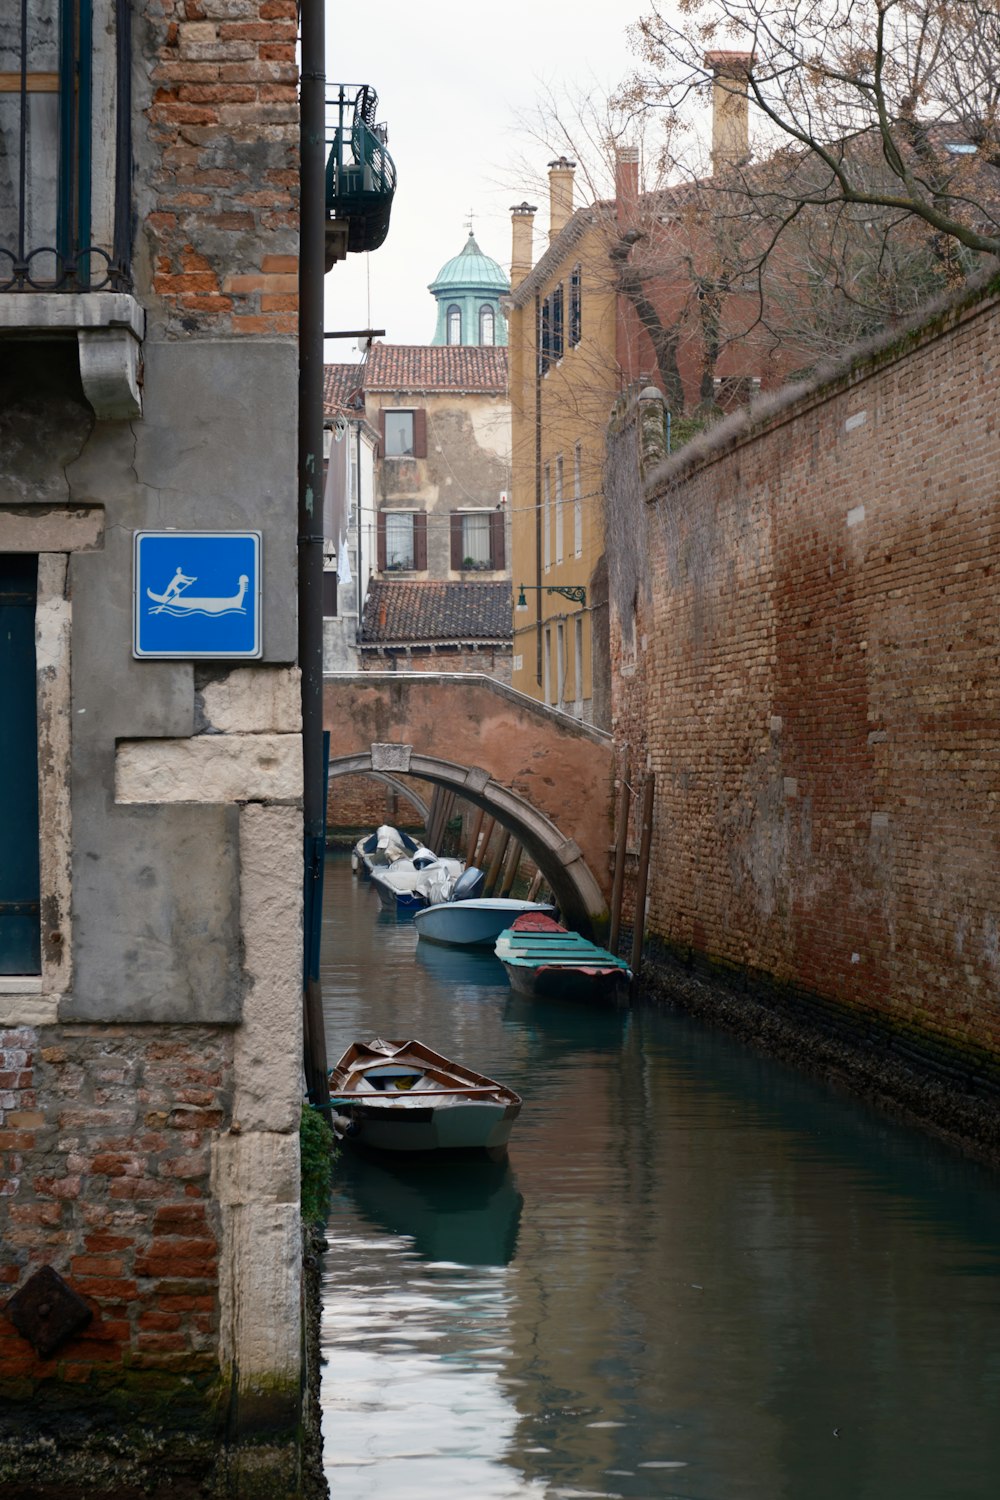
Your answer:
(506, 159), (619, 728)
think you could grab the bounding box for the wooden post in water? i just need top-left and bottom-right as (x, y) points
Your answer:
(525, 868), (544, 901)
(474, 816), (495, 867)
(425, 786), (442, 850)
(465, 807), (485, 864)
(435, 789), (456, 852)
(631, 773), (655, 975)
(608, 776), (631, 956)
(498, 840), (522, 897)
(485, 829), (512, 894)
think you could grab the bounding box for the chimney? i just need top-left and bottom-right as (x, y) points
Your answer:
(704, 51), (752, 171)
(509, 202), (537, 290)
(547, 157), (575, 242)
(615, 147), (639, 227)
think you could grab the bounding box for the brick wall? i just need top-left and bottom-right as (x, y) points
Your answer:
(144, 0), (299, 337)
(0, 1027), (230, 1418)
(619, 284), (1000, 1070)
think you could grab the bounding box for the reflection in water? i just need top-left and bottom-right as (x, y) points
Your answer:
(321, 854), (1000, 1499)
(339, 1151), (523, 1267)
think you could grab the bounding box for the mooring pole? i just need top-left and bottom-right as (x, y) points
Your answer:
(631, 773), (655, 976)
(609, 775), (631, 956)
(297, 0), (329, 1111)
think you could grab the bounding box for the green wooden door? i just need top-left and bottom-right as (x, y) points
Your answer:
(0, 555), (40, 974)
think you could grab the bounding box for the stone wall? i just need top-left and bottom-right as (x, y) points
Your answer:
(614, 281), (1000, 1081)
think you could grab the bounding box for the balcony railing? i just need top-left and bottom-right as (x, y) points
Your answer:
(0, 0), (132, 293)
(325, 84), (396, 269)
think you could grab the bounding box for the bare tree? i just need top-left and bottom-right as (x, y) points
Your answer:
(626, 0), (1000, 260)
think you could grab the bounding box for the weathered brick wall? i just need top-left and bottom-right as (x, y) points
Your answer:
(142, 0), (299, 337)
(0, 1026), (230, 1418)
(1, 1026), (230, 1398)
(328, 775), (425, 835)
(620, 285), (1000, 1069)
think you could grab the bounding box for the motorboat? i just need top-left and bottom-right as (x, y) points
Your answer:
(328, 1038), (522, 1157)
(414, 896), (557, 949)
(369, 856), (465, 913)
(494, 912), (633, 1003)
(351, 825), (429, 877)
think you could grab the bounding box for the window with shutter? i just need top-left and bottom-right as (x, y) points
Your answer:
(413, 511), (427, 570)
(450, 512), (464, 571)
(489, 509), (506, 571)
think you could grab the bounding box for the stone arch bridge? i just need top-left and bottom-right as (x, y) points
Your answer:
(323, 673), (615, 933)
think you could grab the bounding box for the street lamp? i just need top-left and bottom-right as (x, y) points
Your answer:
(516, 583), (586, 607)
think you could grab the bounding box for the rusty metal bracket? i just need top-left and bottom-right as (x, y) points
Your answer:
(5, 1265), (93, 1357)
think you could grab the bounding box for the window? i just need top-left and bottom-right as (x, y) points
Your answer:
(381, 407), (426, 458)
(0, 555), (40, 974)
(543, 464), (551, 570)
(450, 510), (505, 571)
(479, 305), (495, 345)
(544, 626), (553, 704)
(551, 283), (564, 361)
(538, 298), (550, 376)
(377, 510), (427, 570)
(573, 444), (583, 557)
(555, 455), (564, 564)
(574, 617), (583, 713)
(447, 305), (462, 345)
(556, 621), (565, 706)
(569, 265), (582, 346)
(322, 568), (338, 617)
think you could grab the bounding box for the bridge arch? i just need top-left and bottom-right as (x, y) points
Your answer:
(328, 748), (607, 936)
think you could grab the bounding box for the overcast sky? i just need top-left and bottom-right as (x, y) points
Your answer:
(322, 1), (644, 359)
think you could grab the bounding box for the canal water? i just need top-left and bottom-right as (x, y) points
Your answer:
(318, 853), (1000, 1499)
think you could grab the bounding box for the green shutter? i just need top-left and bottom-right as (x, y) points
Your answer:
(0, 555), (41, 974)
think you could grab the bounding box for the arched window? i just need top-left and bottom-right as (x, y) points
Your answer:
(447, 305), (462, 345)
(479, 305), (495, 346)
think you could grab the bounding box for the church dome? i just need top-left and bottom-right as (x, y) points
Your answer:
(428, 232), (510, 295)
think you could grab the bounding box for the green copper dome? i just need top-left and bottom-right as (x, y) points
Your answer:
(429, 232), (510, 295)
(429, 232), (510, 346)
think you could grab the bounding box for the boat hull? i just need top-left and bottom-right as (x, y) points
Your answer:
(342, 1098), (520, 1155)
(501, 960), (631, 1004)
(494, 916), (633, 1004)
(414, 898), (556, 949)
(329, 1038), (522, 1158)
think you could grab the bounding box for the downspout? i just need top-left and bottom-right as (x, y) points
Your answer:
(297, 0), (330, 1110)
(534, 292), (543, 686)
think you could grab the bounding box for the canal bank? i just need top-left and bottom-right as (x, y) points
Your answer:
(638, 941), (1000, 1171)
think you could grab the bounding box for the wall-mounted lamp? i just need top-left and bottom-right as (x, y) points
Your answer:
(516, 583), (586, 608)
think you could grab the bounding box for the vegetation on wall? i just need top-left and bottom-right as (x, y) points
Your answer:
(300, 1103), (336, 1224)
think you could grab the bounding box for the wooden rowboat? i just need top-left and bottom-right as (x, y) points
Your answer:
(494, 913), (633, 1003)
(328, 1038), (522, 1157)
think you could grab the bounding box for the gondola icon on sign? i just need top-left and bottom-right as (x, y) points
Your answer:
(146, 568), (250, 617)
(133, 530), (261, 659)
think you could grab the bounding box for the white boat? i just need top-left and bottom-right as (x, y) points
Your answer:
(414, 897), (557, 949)
(352, 825), (426, 876)
(328, 1038), (522, 1156)
(369, 857), (464, 912)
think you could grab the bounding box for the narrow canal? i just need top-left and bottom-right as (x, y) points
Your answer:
(318, 853), (1000, 1499)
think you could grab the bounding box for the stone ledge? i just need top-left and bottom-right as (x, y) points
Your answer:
(0, 292), (144, 420)
(115, 733), (302, 805)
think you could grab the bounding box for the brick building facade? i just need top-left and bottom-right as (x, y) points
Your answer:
(1, 2), (308, 1490)
(609, 277), (1000, 1117)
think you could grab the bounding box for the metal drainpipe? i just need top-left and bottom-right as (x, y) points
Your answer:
(297, 0), (330, 1111)
(534, 293), (543, 686)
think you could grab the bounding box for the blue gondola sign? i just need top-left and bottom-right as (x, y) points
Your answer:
(133, 531), (262, 659)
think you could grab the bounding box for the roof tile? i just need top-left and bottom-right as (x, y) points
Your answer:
(360, 580), (512, 645)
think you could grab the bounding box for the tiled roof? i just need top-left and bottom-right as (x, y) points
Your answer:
(360, 580), (512, 645)
(325, 345), (508, 405)
(323, 364), (366, 414)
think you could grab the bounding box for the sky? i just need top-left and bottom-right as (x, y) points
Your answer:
(322, 0), (645, 360)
